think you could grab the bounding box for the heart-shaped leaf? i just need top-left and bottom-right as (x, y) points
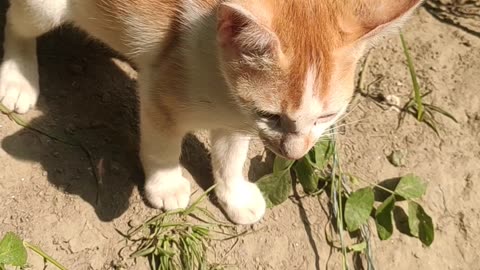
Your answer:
(345, 188), (375, 232)
(257, 170), (292, 208)
(273, 156), (294, 175)
(294, 157), (319, 194)
(0, 232), (27, 267)
(395, 174), (426, 200)
(375, 195), (396, 240)
(314, 139), (333, 169)
(408, 201), (434, 246)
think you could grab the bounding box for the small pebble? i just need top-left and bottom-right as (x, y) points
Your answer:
(388, 150), (407, 167)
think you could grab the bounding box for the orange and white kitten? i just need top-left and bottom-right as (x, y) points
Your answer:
(0, 0), (422, 224)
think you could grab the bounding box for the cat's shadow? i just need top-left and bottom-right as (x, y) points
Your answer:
(0, 21), (144, 221)
(0, 2), (272, 222)
(0, 25), (213, 221)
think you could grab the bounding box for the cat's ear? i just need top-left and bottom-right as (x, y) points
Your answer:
(217, 3), (279, 59)
(344, 0), (423, 41)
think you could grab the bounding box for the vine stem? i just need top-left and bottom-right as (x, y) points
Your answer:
(355, 176), (396, 195)
(24, 242), (67, 270)
(330, 132), (350, 270)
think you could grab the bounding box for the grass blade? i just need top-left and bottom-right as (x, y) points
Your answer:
(400, 32), (424, 121)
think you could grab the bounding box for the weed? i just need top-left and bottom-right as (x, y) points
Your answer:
(0, 232), (67, 270)
(256, 33), (443, 269)
(258, 133), (435, 269)
(118, 185), (247, 270)
(399, 32), (457, 135)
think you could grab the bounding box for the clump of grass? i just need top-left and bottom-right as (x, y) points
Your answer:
(399, 32), (458, 135)
(118, 186), (246, 270)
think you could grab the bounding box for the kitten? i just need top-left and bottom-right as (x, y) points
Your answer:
(0, 0), (422, 224)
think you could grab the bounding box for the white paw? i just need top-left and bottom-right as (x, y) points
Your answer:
(145, 175), (191, 210)
(0, 60), (39, 114)
(216, 180), (266, 225)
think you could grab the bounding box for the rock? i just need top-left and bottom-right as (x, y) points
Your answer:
(388, 150), (407, 167)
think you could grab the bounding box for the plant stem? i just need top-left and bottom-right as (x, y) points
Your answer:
(24, 242), (67, 270)
(355, 177), (396, 196)
(330, 133), (349, 270)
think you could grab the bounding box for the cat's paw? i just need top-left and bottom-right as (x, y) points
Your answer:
(145, 175), (191, 210)
(0, 60), (39, 114)
(216, 180), (266, 225)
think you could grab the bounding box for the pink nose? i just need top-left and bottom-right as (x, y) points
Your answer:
(280, 136), (310, 160)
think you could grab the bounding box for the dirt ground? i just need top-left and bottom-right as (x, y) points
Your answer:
(1, 2), (479, 270)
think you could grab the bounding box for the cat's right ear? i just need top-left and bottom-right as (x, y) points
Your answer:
(217, 3), (279, 59)
(342, 0), (423, 42)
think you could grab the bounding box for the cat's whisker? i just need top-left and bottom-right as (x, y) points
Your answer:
(335, 101), (362, 123)
(326, 118), (369, 132)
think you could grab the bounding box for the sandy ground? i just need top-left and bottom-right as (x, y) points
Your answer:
(1, 2), (479, 270)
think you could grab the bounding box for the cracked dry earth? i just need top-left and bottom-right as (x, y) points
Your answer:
(1, 2), (479, 270)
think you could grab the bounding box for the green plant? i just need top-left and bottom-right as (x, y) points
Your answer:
(257, 133), (434, 269)
(0, 232), (67, 270)
(399, 32), (457, 135)
(118, 186), (246, 270)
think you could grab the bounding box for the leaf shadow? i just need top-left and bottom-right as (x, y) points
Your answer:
(393, 206), (412, 236)
(373, 177), (401, 202)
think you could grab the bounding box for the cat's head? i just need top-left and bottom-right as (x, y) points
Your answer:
(217, 0), (422, 159)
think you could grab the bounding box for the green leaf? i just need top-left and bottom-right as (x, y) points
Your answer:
(314, 139), (333, 169)
(257, 171), (292, 208)
(400, 32), (424, 121)
(273, 156), (294, 175)
(424, 104), (458, 123)
(375, 195), (396, 240)
(0, 232), (28, 267)
(345, 188), (375, 232)
(408, 201), (435, 246)
(348, 242), (367, 253)
(294, 157), (319, 194)
(395, 174), (426, 200)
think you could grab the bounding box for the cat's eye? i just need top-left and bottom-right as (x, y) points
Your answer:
(315, 112), (338, 124)
(256, 110), (281, 122)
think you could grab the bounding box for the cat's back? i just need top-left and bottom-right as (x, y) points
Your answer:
(67, 0), (219, 58)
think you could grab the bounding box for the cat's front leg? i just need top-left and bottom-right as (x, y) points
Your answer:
(1, 8), (40, 113)
(211, 130), (266, 225)
(140, 110), (191, 210)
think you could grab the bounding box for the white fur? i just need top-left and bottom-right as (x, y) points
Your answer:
(0, 32), (38, 114)
(0, 0), (69, 113)
(139, 91), (192, 210)
(211, 130), (265, 224)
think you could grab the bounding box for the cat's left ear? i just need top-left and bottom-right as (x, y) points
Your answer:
(344, 0), (423, 41)
(216, 2), (280, 59)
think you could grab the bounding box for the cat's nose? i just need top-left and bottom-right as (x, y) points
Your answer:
(280, 135), (311, 160)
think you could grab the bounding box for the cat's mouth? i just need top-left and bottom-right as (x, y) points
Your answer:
(261, 138), (298, 161)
